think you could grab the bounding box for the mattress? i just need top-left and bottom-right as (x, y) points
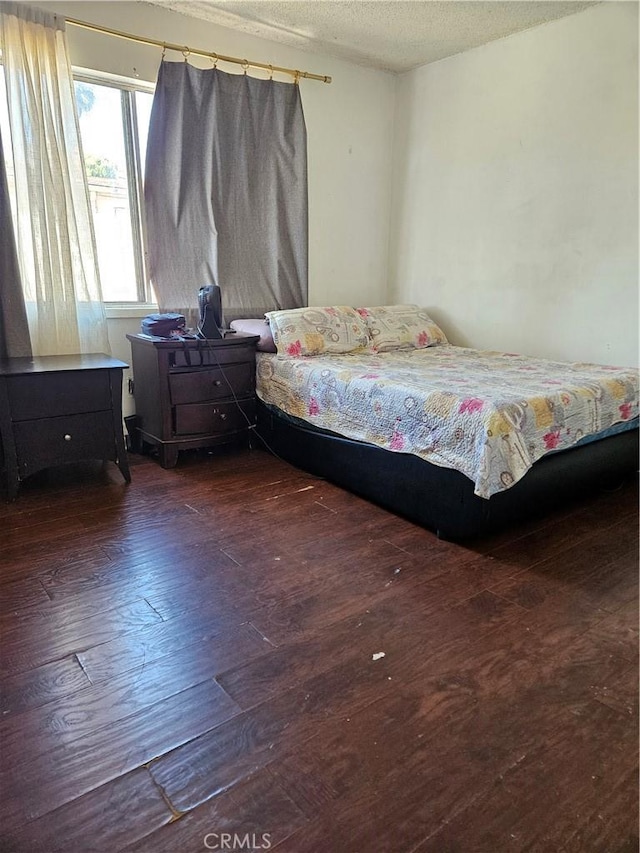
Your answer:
(256, 345), (638, 498)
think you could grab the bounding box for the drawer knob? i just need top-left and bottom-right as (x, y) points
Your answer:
(213, 379), (222, 386)
(64, 434), (72, 441)
(220, 413), (227, 420)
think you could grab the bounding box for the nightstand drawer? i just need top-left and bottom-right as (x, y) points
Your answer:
(7, 371), (112, 421)
(14, 412), (115, 477)
(174, 400), (256, 436)
(169, 364), (253, 405)
(170, 342), (257, 368)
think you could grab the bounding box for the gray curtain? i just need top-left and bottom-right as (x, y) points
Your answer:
(0, 126), (31, 359)
(145, 62), (308, 329)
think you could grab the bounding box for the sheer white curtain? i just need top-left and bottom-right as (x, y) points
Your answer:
(0, 2), (110, 356)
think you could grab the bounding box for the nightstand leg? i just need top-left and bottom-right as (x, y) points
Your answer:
(158, 445), (179, 469)
(116, 455), (132, 483)
(5, 473), (19, 502)
(110, 368), (132, 484)
(0, 379), (20, 501)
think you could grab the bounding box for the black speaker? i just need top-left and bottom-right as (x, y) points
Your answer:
(198, 285), (223, 339)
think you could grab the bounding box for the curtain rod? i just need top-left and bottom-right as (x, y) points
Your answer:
(63, 16), (332, 84)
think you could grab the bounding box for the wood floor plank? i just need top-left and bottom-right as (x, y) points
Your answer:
(28, 546), (263, 631)
(143, 567), (264, 622)
(0, 450), (635, 852)
(0, 575), (50, 609)
(0, 544), (115, 589)
(0, 598), (163, 678)
(484, 492), (637, 572)
(241, 552), (451, 646)
(0, 519), (111, 582)
(468, 477), (639, 556)
(2, 623), (266, 769)
(224, 580), (526, 709)
(272, 694), (637, 853)
(591, 663), (639, 718)
(77, 608), (266, 684)
(40, 521), (231, 592)
(0, 483), (137, 533)
(0, 655), (91, 717)
(152, 595), (564, 820)
(0, 586), (156, 633)
(1, 679), (240, 826)
(120, 769), (308, 853)
(236, 530), (498, 626)
(264, 687), (477, 816)
(489, 545), (638, 631)
(413, 703), (639, 853)
(3, 767), (172, 853)
(148, 658), (399, 813)
(585, 599), (639, 664)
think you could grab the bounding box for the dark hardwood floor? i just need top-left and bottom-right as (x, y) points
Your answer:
(0, 446), (637, 852)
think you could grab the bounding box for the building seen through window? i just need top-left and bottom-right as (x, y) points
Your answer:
(0, 66), (154, 305)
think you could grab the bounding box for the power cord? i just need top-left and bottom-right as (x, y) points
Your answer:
(197, 332), (291, 464)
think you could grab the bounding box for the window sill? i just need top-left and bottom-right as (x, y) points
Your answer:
(105, 304), (158, 320)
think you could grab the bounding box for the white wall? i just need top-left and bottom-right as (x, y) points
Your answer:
(389, 2), (639, 367)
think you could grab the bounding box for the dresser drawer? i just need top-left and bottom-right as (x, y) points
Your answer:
(169, 364), (253, 405)
(174, 399), (256, 436)
(14, 412), (116, 477)
(7, 371), (112, 421)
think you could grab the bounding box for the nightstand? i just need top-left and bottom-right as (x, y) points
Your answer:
(0, 353), (131, 500)
(126, 333), (260, 468)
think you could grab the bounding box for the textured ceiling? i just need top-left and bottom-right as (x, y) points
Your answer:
(143, 0), (599, 73)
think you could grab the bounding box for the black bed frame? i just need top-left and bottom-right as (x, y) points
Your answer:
(256, 400), (639, 540)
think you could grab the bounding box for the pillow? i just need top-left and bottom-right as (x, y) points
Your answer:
(356, 305), (448, 352)
(229, 318), (276, 352)
(265, 307), (369, 356)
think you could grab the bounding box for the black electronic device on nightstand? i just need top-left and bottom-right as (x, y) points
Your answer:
(198, 285), (224, 339)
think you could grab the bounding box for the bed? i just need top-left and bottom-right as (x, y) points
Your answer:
(234, 306), (639, 540)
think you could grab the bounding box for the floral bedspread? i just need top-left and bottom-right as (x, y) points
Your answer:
(256, 345), (638, 498)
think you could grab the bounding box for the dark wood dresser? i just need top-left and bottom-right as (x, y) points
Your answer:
(0, 353), (131, 500)
(126, 333), (260, 468)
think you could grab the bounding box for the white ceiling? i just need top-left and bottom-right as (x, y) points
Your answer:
(144, 0), (599, 73)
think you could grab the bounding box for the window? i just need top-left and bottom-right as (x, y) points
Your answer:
(0, 65), (154, 305)
(74, 74), (154, 304)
